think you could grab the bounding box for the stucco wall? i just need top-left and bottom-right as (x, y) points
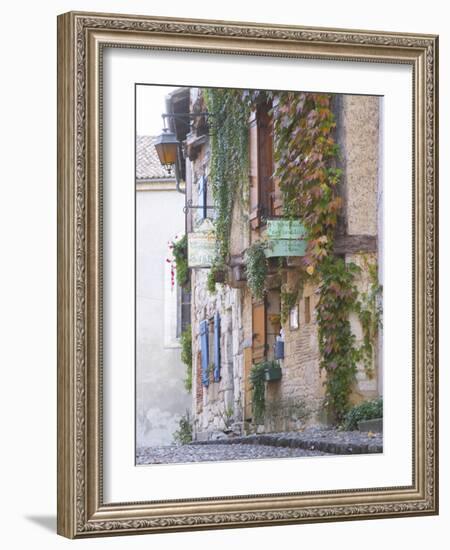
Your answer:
(136, 186), (191, 447)
(338, 95), (380, 236)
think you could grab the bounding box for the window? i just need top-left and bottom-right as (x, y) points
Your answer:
(249, 101), (282, 230)
(176, 286), (191, 338)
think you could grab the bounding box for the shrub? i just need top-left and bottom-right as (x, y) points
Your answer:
(342, 397), (383, 431)
(173, 411), (193, 444)
(180, 326), (192, 392)
(171, 234), (189, 287)
(249, 362), (267, 423)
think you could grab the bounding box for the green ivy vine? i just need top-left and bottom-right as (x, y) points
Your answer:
(170, 234), (189, 287)
(272, 92), (342, 270)
(203, 88), (251, 263)
(280, 284), (299, 324)
(180, 325), (193, 392)
(355, 256), (383, 378)
(206, 268), (217, 294)
(316, 257), (361, 423)
(202, 88), (382, 424)
(244, 241), (268, 301)
(249, 361), (267, 423)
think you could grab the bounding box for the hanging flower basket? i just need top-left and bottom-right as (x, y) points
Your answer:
(264, 362), (282, 382)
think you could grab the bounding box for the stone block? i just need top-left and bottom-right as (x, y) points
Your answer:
(358, 418), (383, 433)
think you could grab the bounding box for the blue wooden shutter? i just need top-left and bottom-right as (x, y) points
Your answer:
(198, 176), (207, 219)
(213, 312), (221, 382)
(200, 320), (209, 387)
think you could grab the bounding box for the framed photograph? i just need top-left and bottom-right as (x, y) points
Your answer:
(57, 11), (438, 538)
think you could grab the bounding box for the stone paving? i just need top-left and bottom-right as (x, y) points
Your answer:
(136, 443), (329, 465)
(136, 427), (382, 464)
(193, 427), (383, 455)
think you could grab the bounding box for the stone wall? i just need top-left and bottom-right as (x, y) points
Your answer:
(338, 94), (381, 402)
(264, 280), (324, 432)
(261, 94), (381, 430)
(191, 269), (247, 440)
(188, 90), (381, 438)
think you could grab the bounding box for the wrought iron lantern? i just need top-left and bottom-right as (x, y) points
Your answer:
(153, 128), (180, 174)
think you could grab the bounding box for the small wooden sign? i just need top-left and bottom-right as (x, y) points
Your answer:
(264, 238), (307, 257)
(266, 219), (307, 240)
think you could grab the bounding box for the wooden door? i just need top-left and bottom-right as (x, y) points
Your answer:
(252, 300), (266, 363)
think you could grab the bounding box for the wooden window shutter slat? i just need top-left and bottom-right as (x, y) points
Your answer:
(213, 312), (221, 382)
(243, 347), (253, 421)
(258, 107), (274, 219)
(200, 319), (209, 387)
(252, 300), (266, 363)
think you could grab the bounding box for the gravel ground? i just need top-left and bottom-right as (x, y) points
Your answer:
(136, 443), (330, 465)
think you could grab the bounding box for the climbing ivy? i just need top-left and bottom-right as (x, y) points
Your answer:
(206, 268), (217, 294)
(203, 88), (251, 263)
(202, 87), (381, 425)
(272, 92), (342, 271)
(316, 257), (361, 423)
(280, 284), (299, 324)
(249, 361), (267, 424)
(355, 256), (383, 378)
(244, 241), (268, 301)
(180, 325), (193, 392)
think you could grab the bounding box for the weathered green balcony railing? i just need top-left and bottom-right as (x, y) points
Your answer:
(264, 219), (307, 258)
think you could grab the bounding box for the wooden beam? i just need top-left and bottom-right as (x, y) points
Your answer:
(333, 234), (377, 254)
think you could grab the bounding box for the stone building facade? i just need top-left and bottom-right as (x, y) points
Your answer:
(165, 87), (381, 441)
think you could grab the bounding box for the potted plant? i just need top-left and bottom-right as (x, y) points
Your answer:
(263, 360), (282, 382)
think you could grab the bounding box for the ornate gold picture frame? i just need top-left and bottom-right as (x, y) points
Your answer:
(57, 11), (438, 538)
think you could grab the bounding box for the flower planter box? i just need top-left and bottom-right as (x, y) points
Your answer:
(264, 364), (282, 382)
(213, 269), (226, 283)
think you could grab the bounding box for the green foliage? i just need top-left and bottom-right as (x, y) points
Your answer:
(249, 361), (267, 424)
(219, 405), (235, 431)
(316, 257), (361, 423)
(173, 411), (193, 445)
(244, 241), (268, 301)
(343, 397), (383, 431)
(201, 88), (381, 428)
(272, 92), (342, 270)
(280, 283), (300, 324)
(206, 263), (225, 294)
(355, 257), (383, 378)
(203, 88), (251, 263)
(180, 326), (192, 392)
(171, 234), (189, 287)
(206, 269), (217, 294)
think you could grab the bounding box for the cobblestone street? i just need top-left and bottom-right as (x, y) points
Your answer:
(136, 427), (383, 465)
(136, 443), (329, 464)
